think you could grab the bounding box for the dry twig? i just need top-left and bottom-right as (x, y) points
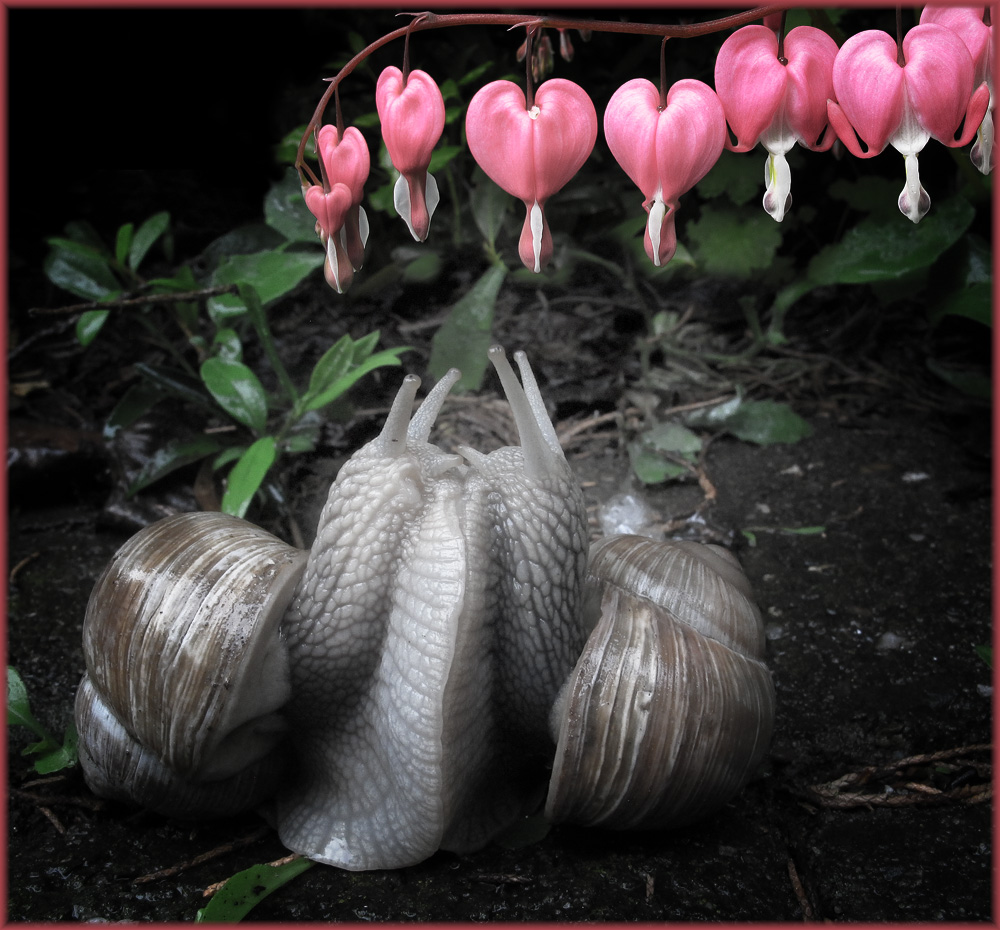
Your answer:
(803, 744), (992, 809)
(132, 826), (271, 885)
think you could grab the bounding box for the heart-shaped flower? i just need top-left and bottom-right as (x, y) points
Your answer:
(827, 23), (990, 221)
(715, 25), (839, 221)
(604, 78), (725, 266)
(376, 67), (446, 242)
(316, 125), (370, 271)
(920, 5), (994, 174)
(305, 183), (355, 293)
(466, 78), (597, 272)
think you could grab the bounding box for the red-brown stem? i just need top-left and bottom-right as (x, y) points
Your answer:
(401, 17), (413, 85)
(776, 10), (788, 64)
(658, 36), (669, 110)
(295, 6), (789, 171)
(525, 26), (536, 110)
(335, 86), (344, 141)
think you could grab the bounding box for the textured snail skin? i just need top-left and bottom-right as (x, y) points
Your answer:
(74, 348), (775, 873)
(277, 348), (589, 870)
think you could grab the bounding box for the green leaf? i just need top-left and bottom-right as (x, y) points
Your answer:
(134, 362), (217, 411)
(238, 282), (298, 405)
(129, 211), (170, 271)
(402, 252), (442, 283)
(301, 347), (409, 414)
(926, 358), (991, 400)
(428, 264), (507, 391)
(458, 60), (494, 86)
(103, 381), (165, 439)
(627, 422), (702, 484)
(428, 144), (463, 173)
(212, 328), (244, 362)
(697, 149), (761, 207)
(974, 645), (993, 668)
(304, 335), (354, 401)
(932, 281), (991, 327)
(43, 240), (120, 300)
(7, 668), (77, 774)
(930, 234), (992, 327)
(7, 667), (35, 731)
(612, 215), (695, 279)
(207, 291), (250, 325)
(127, 435), (226, 495)
(60, 220), (111, 256)
(628, 443), (690, 484)
(350, 330), (380, 363)
(115, 222), (134, 267)
(212, 247), (324, 306)
(31, 724), (78, 775)
(644, 421), (703, 456)
(200, 357), (269, 433)
(196, 858), (314, 923)
(470, 167), (510, 249)
(827, 176), (902, 216)
(807, 194), (975, 286)
(221, 436), (277, 518)
(76, 310), (111, 347)
(275, 123), (309, 165)
(284, 412), (321, 453)
(687, 207), (784, 277)
(264, 170), (319, 243)
(721, 399), (813, 445)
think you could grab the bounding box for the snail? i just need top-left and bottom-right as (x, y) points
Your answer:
(75, 346), (775, 871)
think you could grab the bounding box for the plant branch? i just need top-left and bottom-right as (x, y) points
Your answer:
(295, 6), (788, 173)
(29, 285), (239, 317)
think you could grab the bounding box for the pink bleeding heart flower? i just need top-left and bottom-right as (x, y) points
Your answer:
(376, 66), (445, 242)
(466, 78), (597, 272)
(920, 5), (994, 174)
(316, 124), (370, 270)
(827, 23), (990, 222)
(305, 183), (354, 293)
(715, 25), (839, 221)
(604, 78), (726, 266)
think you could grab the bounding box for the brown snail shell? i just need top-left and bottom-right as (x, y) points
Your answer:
(76, 512), (307, 817)
(545, 534), (775, 830)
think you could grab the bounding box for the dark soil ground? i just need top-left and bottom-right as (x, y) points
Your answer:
(7, 6), (993, 924)
(8, 270), (993, 921)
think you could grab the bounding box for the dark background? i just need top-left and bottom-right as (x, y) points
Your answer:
(7, 7), (992, 922)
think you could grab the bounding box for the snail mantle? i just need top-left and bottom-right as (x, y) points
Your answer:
(75, 346), (775, 871)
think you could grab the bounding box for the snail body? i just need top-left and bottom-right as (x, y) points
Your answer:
(75, 348), (774, 871)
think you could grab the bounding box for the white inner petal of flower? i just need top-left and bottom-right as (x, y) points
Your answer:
(528, 105), (541, 120)
(889, 90), (930, 157)
(897, 152), (931, 223)
(646, 194), (666, 267)
(762, 151), (792, 223)
(529, 200), (544, 272)
(359, 206), (370, 248)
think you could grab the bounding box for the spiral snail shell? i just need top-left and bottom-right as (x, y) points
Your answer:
(76, 511), (307, 817)
(546, 534), (775, 829)
(75, 347), (775, 870)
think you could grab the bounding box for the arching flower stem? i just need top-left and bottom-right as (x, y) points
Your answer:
(524, 26), (537, 110)
(776, 11), (788, 63)
(294, 6), (789, 180)
(658, 37), (669, 110)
